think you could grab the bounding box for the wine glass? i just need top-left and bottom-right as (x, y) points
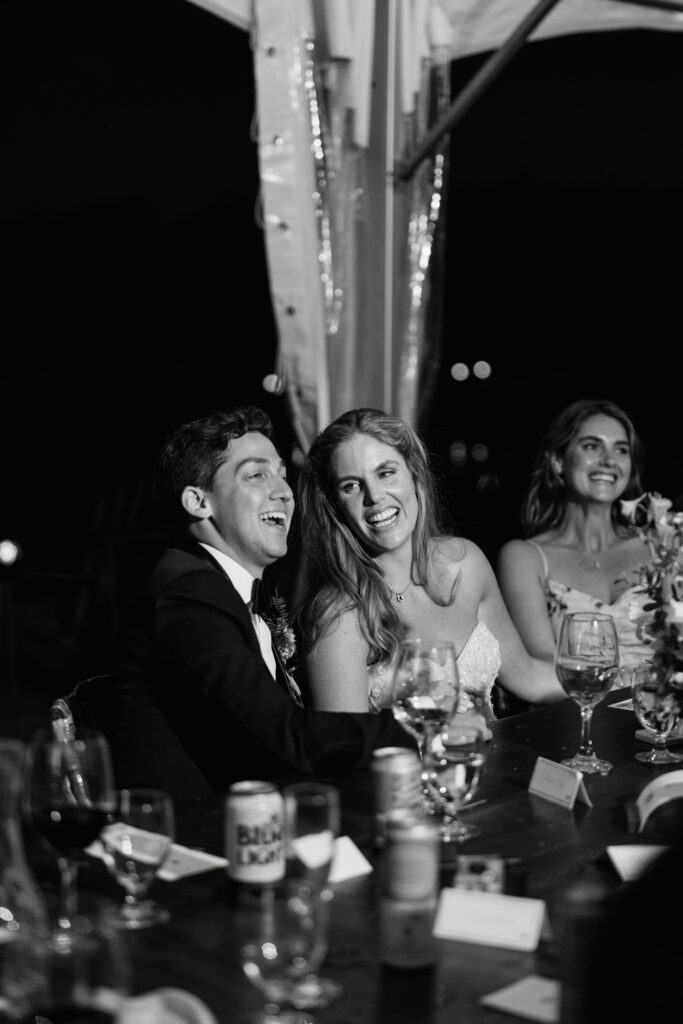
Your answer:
(282, 782), (341, 1010)
(100, 788), (175, 930)
(390, 639), (460, 794)
(427, 719), (488, 848)
(239, 882), (333, 1024)
(555, 611), (620, 774)
(631, 663), (683, 765)
(23, 727), (116, 936)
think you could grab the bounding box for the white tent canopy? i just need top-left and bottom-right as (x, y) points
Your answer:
(185, 0), (683, 449)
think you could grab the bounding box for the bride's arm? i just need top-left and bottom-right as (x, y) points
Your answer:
(305, 607), (372, 711)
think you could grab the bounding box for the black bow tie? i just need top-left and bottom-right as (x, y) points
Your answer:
(251, 578), (271, 617)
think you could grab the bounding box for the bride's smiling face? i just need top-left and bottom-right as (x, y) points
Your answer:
(329, 433), (419, 553)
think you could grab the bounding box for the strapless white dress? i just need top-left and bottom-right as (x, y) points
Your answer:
(368, 622), (502, 721)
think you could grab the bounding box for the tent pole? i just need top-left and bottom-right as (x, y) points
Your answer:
(396, 0), (564, 183)
(383, 0), (398, 412)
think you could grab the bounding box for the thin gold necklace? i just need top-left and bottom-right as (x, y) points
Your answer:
(392, 581), (411, 603)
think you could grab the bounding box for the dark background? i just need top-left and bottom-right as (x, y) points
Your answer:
(2, 1), (683, 708)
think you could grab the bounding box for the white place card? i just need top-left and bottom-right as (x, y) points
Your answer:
(433, 887), (551, 952)
(479, 975), (561, 1023)
(528, 756), (593, 810)
(635, 769), (683, 831)
(606, 844), (667, 881)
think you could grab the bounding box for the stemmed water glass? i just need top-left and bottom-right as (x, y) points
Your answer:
(100, 788), (175, 929)
(238, 883), (333, 1024)
(390, 639), (460, 795)
(555, 611), (620, 774)
(631, 663), (683, 765)
(282, 782), (341, 1010)
(23, 727), (116, 936)
(427, 719), (488, 849)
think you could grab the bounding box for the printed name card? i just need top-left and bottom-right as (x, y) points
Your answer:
(433, 887), (551, 952)
(528, 756), (593, 810)
(635, 769), (683, 831)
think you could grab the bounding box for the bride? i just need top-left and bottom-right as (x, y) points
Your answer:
(295, 408), (564, 719)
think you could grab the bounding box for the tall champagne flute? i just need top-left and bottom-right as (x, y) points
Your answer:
(23, 727), (116, 937)
(555, 612), (620, 774)
(283, 782), (341, 1010)
(390, 639), (460, 793)
(631, 663), (683, 765)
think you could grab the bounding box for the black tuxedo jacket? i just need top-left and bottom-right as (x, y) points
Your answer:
(110, 540), (413, 797)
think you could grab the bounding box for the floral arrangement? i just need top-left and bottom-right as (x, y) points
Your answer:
(620, 492), (683, 685)
(263, 592), (297, 666)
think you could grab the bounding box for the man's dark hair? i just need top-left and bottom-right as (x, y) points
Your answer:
(156, 406), (273, 512)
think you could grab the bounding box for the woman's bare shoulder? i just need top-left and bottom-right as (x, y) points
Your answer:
(498, 537), (544, 566)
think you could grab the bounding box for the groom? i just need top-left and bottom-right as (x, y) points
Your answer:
(109, 405), (413, 796)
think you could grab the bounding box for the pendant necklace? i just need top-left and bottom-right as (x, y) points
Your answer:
(393, 582), (411, 603)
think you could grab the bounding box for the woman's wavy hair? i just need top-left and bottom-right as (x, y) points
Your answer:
(520, 398), (645, 537)
(296, 408), (451, 667)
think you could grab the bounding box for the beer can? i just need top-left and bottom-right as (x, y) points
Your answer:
(382, 809), (440, 901)
(225, 780), (285, 885)
(371, 746), (423, 845)
(379, 811), (440, 969)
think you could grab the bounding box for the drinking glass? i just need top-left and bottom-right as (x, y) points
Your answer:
(428, 720), (487, 847)
(239, 883), (332, 1024)
(23, 727), (116, 934)
(631, 663), (683, 765)
(4, 898), (131, 1024)
(100, 788), (175, 930)
(390, 639), (460, 789)
(282, 783), (341, 1009)
(555, 612), (620, 774)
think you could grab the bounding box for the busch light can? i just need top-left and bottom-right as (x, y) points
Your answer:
(225, 780), (285, 885)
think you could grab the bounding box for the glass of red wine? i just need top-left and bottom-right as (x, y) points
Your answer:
(23, 727), (117, 938)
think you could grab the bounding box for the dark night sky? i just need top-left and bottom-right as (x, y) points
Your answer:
(3, 0), (683, 579)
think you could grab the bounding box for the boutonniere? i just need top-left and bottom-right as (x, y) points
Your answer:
(263, 592), (297, 666)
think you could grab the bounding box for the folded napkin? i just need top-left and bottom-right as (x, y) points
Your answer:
(120, 987), (218, 1024)
(86, 835), (227, 881)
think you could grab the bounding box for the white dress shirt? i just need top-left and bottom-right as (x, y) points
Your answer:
(198, 544), (277, 679)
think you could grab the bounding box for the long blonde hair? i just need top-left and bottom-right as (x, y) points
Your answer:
(296, 408), (454, 667)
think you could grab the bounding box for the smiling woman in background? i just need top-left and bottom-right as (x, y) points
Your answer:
(497, 398), (653, 678)
(295, 407), (564, 720)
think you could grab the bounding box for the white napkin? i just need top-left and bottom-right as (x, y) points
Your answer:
(479, 975), (560, 1023)
(329, 835), (373, 883)
(606, 844), (667, 881)
(120, 988), (218, 1024)
(86, 835), (227, 881)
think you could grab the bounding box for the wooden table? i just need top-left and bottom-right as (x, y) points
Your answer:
(71, 689), (679, 1024)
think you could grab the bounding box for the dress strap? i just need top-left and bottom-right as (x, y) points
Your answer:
(526, 539), (549, 579)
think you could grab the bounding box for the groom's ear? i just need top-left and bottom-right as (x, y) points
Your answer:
(181, 486), (212, 519)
